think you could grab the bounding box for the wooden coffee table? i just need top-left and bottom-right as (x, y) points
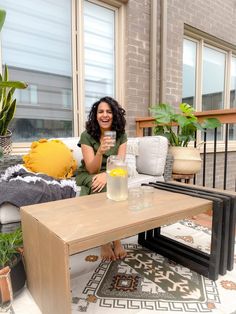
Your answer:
(21, 189), (212, 314)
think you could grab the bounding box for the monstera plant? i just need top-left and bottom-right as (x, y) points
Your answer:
(150, 103), (221, 175)
(150, 102), (221, 147)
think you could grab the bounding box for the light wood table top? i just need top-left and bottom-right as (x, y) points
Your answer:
(21, 189), (212, 255)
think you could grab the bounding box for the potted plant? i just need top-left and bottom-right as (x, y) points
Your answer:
(0, 228), (26, 310)
(150, 102), (221, 174)
(0, 9), (28, 154)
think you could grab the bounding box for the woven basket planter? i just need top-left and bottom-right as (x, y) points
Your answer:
(170, 146), (202, 175)
(0, 130), (12, 155)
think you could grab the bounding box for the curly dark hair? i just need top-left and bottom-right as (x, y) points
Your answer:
(86, 96), (126, 141)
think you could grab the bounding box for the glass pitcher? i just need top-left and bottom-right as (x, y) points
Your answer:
(106, 155), (128, 201)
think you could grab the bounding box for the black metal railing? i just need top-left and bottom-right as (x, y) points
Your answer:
(136, 109), (236, 191)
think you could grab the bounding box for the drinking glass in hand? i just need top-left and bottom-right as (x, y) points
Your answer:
(104, 131), (116, 147)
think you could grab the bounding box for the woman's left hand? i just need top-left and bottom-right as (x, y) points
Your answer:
(92, 172), (107, 192)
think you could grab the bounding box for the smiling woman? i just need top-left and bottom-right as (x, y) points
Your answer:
(75, 96), (127, 262)
(76, 96), (126, 195)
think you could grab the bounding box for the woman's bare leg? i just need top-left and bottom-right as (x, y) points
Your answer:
(113, 240), (127, 259)
(101, 243), (116, 261)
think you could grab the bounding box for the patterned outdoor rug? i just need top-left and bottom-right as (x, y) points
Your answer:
(70, 220), (236, 314)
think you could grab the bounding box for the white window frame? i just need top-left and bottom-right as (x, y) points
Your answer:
(71, 0), (125, 137)
(183, 26), (236, 151)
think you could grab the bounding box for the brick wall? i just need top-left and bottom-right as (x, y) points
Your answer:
(165, 0), (236, 104)
(125, 0), (152, 136)
(125, 0), (236, 133)
(162, 0), (236, 191)
(124, 0), (236, 190)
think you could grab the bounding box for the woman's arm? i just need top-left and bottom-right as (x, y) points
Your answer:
(117, 142), (127, 159)
(81, 137), (112, 174)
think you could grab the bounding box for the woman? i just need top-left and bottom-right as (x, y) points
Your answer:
(76, 96), (127, 261)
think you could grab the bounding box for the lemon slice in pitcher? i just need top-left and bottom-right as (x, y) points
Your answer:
(109, 168), (128, 177)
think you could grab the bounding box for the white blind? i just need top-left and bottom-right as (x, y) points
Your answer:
(84, 0), (115, 112)
(0, 0), (71, 76)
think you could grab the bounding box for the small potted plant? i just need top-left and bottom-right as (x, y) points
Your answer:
(0, 228), (26, 310)
(0, 9), (28, 154)
(150, 103), (221, 174)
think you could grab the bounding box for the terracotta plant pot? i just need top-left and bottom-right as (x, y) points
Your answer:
(170, 146), (202, 175)
(0, 266), (13, 311)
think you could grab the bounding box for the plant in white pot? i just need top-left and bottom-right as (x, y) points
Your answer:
(0, 9), (28, 154)
(150, 103), (221, 175)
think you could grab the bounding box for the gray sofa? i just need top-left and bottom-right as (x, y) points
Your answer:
(0, 135), (170, 228)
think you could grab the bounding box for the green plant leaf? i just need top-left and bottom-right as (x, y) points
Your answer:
(0, 228), (23, 268)
(0, 81), (28, 89)
(1, 99), (16, 135)
(0, 9), (6, 32)
(3, 64), (9, 82)
(179, 102), (195, 115)
(201, 118), (221, 129)
(150, 103), (175, 124)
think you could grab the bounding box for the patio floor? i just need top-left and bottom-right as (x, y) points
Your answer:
(11, 214), (236, 314)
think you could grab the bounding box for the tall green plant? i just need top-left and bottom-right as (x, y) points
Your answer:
(0, 10), (28, 136)
(150, 103), (221, 147)
(0, 65), (28, 136)
(0, 228), (23, 268)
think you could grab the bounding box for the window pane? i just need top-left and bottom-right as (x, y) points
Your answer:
(230, 57), (236, 108)
(229, 57), (236, 140)
(84, 0), (115, 115)
(182, 39), (197, 107)
(202, 46), (225, 111)
(0, 0), (73, 142)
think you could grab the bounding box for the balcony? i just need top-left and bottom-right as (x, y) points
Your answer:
(136, 108), (236, 191)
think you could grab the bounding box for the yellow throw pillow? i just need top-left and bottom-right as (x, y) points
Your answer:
(23, 139), (77, 179)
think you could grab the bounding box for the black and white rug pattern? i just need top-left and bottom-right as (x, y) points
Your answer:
(71, 220), (236, 314)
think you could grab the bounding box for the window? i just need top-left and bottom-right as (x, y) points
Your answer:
(0, 0), (73, 142)
(83, 1), (115, 115)
(230, 57), (236, 108)
(182, 39), (197, 107)
(182, 32), (236, 141)
(202, 47), (226, 111)
(0, 0), (123, 148)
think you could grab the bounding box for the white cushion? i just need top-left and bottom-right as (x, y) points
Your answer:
(0, 203), (21, 224)
(136, 136), (168, 176)
(126, 137), (140, 155)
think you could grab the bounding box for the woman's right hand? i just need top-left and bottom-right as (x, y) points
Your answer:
(97, 136), (113, 155)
